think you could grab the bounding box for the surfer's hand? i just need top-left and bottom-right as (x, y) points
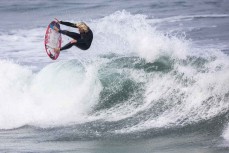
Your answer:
(54, 18), (60, 23)
(54, 48), (60, 53)
(70, 39), (77, 43)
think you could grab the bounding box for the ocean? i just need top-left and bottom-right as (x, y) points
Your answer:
(0, 0), (229, 152)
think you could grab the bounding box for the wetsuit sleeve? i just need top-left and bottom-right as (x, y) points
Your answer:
(58, 30), (68, 35)
(60, 21), (78, 28)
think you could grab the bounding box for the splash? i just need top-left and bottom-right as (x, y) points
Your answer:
(0, 60), (102, 129)
(91, 10), (189, 62)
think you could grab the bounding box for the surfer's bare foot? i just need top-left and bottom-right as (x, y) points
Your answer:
(54, 48), (60, 53)
(53, 26), (59, 32)
(70, 39), (77, 43)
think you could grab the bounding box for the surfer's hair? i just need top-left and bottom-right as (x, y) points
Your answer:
(76, 22), (89, 33)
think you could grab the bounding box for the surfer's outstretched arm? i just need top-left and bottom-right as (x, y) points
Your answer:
(54, 18), (78, 28)
(60, 21), (77, 28)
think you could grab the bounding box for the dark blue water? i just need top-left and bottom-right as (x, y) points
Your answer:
(0, 0), (229, 152)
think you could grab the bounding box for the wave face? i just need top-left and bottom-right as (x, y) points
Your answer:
(0, 11), (229, 141)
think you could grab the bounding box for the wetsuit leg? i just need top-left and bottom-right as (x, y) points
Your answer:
(59, 30), (81, 40)
(58, 30), (90, 51)
(60, 42), (77, 51)
(76, 43), (88, 50)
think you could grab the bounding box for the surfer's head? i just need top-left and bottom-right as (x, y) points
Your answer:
(76, 22), (89, 33)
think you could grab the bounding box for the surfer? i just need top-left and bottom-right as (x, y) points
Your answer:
(53, 18), (93, 53)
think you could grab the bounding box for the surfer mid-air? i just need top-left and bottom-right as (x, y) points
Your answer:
(52, 18), (93, 53)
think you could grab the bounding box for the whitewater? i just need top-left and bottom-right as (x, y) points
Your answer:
(0, 1), (229, 153)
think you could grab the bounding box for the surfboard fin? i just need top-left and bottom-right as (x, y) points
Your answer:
(50, 54), (55, 59)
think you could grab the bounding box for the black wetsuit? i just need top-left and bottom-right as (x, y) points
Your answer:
(59, 21), (93, 51)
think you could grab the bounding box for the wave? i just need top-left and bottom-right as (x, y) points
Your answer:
(90, 10), (189, 62)
(149, 14), (229, 24)
(0, 11), (229, 141)
(0, 60), (102, 129)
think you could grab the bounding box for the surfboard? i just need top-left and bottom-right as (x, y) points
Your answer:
(44, 21), (62, 60)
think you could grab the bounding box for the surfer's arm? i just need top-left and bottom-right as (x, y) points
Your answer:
(60, 21), (77, 28)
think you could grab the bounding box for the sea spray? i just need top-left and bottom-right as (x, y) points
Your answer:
(0, 59), (102, 129)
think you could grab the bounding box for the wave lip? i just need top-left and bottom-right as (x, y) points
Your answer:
(92, 10), (189, 62)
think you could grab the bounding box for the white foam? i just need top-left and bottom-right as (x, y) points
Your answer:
(114, 50), (229, 133)
(90, 10), (189, 62)
(223, 124), (229, 142)
(73, 11), (229, 133)
(0, 59), (102, 129)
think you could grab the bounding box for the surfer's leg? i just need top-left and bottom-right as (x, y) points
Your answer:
(60, 41), (76, 51)
(59, 30), (81, 40)
(75, 43), (88, 50)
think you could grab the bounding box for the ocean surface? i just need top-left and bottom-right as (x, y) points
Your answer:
(0, 0), (229, 152)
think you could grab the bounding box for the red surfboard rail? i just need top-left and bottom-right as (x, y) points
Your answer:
(44, 21), (62, 60)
